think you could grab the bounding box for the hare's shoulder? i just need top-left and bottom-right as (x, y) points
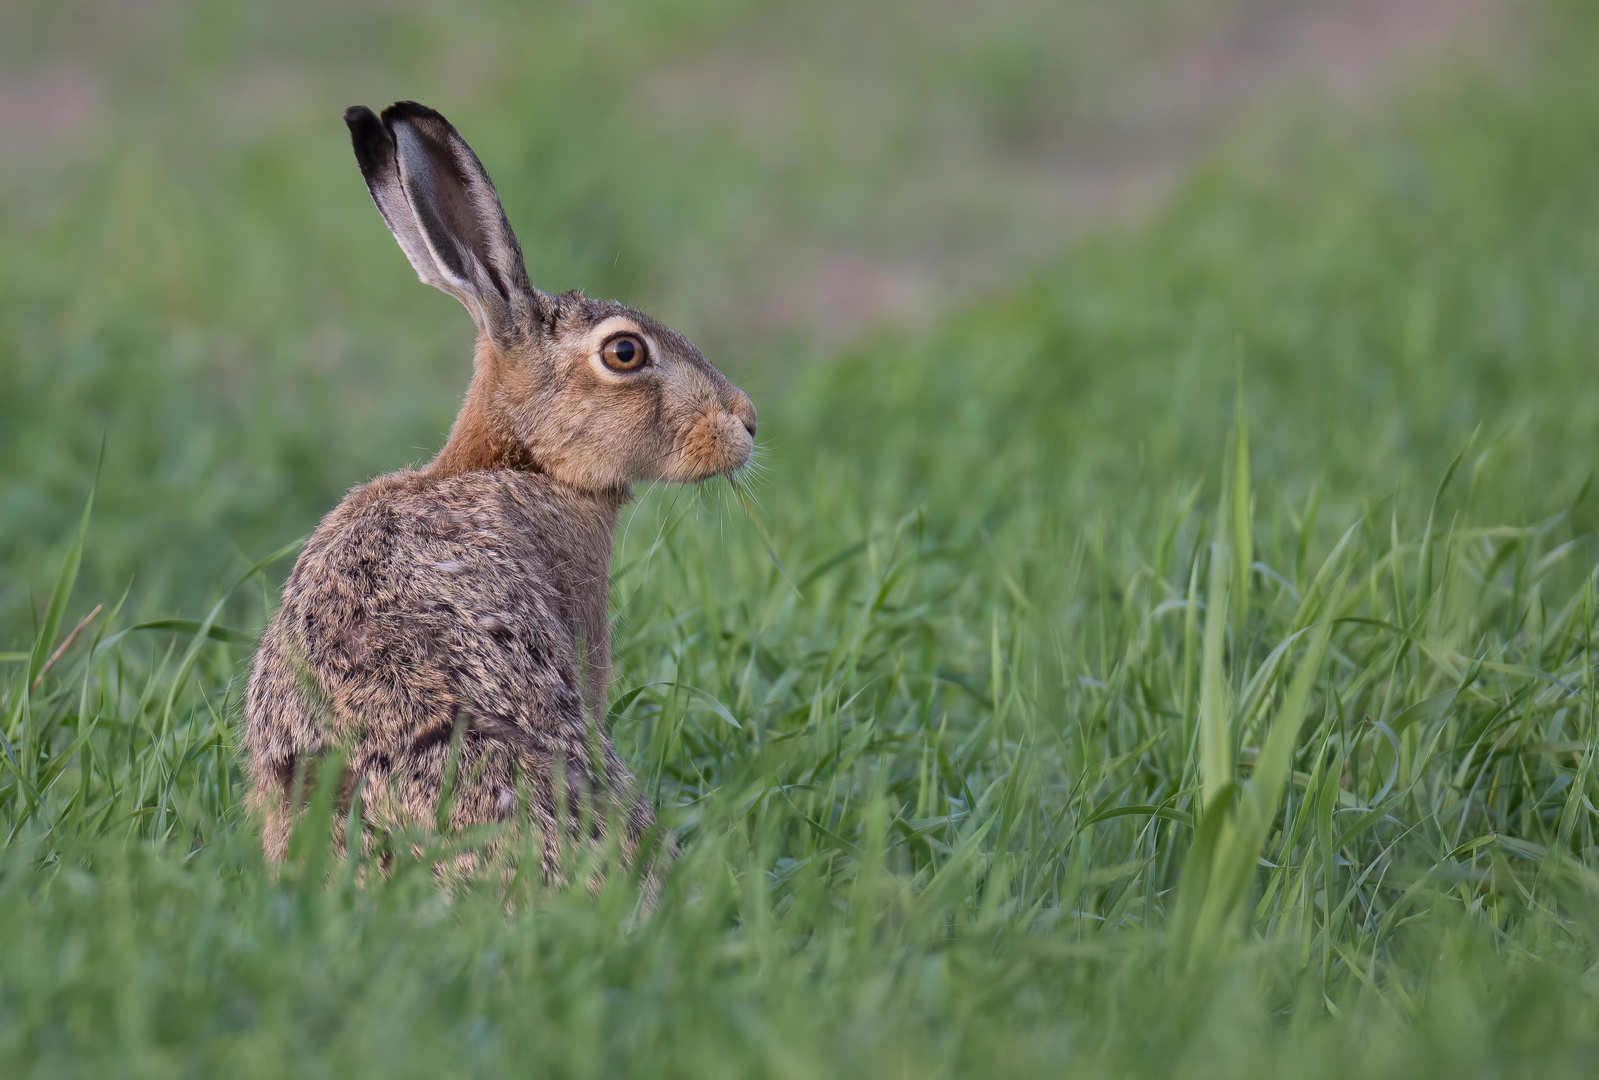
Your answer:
(317, 467), (566, 555)
(288, 469), (568, 615)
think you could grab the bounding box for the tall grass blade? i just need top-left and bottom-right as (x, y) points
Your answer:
(1200, 469), (1233, 811)
(26, 458), (98, 689)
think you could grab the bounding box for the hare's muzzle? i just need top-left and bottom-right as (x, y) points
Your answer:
(667, 387), (756, 483)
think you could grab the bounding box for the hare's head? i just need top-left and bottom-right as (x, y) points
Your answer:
(346, 102), (756, 493)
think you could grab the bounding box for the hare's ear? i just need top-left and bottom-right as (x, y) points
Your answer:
(345, 102), (541, 345)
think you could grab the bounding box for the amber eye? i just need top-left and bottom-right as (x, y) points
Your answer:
(601, 333), (647, 372)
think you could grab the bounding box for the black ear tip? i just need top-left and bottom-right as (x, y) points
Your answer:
(345, 106), (393, 173)
(382, 100), (452, 129)
(344, 105), (381, 138)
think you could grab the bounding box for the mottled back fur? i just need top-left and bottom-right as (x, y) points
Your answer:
(245, 102), (755, 881)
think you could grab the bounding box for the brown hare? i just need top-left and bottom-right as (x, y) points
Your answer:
(244, 101), (756, 884)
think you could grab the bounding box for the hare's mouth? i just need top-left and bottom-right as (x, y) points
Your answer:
(663, 411), (754, 483)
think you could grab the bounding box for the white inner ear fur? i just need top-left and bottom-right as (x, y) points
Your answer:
(583, 315), (659, 382)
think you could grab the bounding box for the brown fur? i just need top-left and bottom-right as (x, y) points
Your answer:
(244, 102), (755, 885)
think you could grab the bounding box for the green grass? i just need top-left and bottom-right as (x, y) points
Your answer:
(8, 2), (1599, 1076)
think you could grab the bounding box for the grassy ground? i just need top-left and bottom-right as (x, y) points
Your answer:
(6, 1), (1599, 1076)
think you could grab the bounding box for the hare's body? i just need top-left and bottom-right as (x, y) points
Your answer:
(244, 102), (755, 878)
(247, 467), (639, 865)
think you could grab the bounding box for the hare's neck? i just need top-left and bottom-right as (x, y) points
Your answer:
(426, 367), (533, 477)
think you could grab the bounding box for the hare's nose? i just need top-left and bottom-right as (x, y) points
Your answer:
(728, 388), (757, 437)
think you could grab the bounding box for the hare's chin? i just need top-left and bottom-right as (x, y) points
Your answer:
(665, 451), (749, 484)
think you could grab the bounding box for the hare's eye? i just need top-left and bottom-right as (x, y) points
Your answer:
(601, 334), (647, 372)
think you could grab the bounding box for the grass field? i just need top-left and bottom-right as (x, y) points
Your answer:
(6, 1), (1599, 1076)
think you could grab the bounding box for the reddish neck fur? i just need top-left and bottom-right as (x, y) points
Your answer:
(423, 340), (630, 512)
(424, 342), (533, 477)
